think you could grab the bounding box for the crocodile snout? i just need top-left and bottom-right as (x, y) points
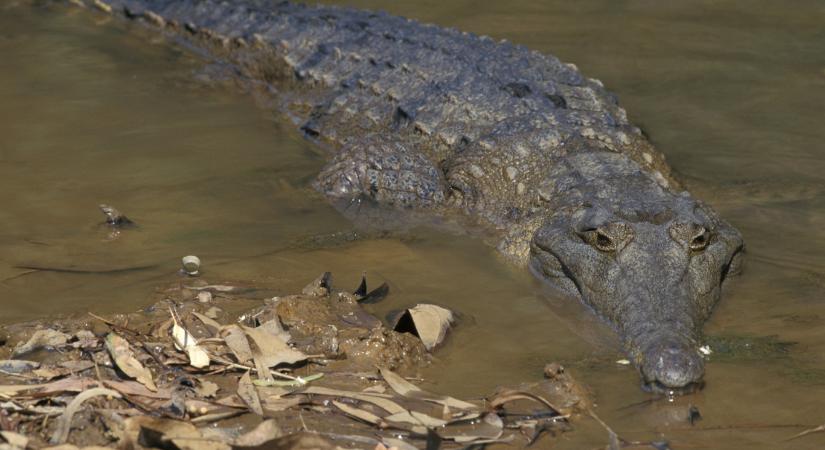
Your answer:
(640, 339), (704, 392)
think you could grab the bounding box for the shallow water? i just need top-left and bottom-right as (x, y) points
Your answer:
(2, 1), (825, 448)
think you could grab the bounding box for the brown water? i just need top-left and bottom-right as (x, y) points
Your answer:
(2, 1), (825, 448)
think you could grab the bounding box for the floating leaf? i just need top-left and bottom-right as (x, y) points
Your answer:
(301, 386), (405, 415)
(253, 373), (324, 387)
(440, 412), (504, 443)
(333, 400), (385, 426)
(105, 333), (157, 392)
(379, 367), (476, 410)
(391, 304), (453, 350)
(385, 410), (447, 428)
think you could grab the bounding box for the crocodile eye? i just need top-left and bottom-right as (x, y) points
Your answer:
(690, 228), (711, 251)
(580, 228), (617, 252)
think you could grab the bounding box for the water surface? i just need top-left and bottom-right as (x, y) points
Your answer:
(2, 1), (825, 448)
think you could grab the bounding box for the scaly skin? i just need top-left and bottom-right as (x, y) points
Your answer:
(62, 0), (744, 391)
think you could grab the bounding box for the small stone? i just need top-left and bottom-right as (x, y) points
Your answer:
(516, 182), (526, 195)
(642, 152), (653, 164)
(505, 166), (518, 181)
(468, 164), (485, 179)
(197, 291), (212, 303)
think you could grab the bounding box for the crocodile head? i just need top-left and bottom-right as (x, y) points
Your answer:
(529, 154), (744, 392)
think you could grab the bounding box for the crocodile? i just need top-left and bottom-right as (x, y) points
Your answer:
(60, 0), (744, 392)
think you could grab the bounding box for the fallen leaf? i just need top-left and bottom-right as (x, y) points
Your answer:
(235, 432), (336, 450)
(242, 325), (306, 370)
(191, 311), (222, 337)
(233, 419), (283, 446)
(170, 308), (210, 368)
(220, 325), (253, 365)
(257, 319), (291, 343)
(0, 431), (28, 448)
(385, 410), (447, 428)
(253, 373), (324, 387)
(131, 417), (231, 450)
(196, 380), (219, 398)
(440, 412), (504, 443)
(103, 379), (171, 399)
(381, 438), (419, 450)
(379, 367), (476, 410)
(391, 304), (453, 350)
(333, 400), (385, 426)
(13, 329), (69, 356)
(238, 371), (263, 416)
(0, 359), (39, 374)
(105, 333), (157, 391)
(301, 386), (405, 415)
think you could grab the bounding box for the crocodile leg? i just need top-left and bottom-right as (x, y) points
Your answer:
(314, 138), (448, 210)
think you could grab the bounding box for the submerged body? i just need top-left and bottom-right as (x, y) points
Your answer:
(64, 0), (744, 390)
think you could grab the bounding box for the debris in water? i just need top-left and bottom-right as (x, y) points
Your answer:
(181, 255), (201, 276)
(99, 203), (133, 226)
(0, 272), (590, 448)
(390, 304), (454, 350)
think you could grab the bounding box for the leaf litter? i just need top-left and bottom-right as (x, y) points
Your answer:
(0, 272), (598, 449)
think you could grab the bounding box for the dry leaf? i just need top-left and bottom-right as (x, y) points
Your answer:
(242, 325), (306, 369)
(301, 386), (405, 415)
(129, 417), (231, 450)
(0, 360), (39, 374)
(233, 419), (283, 446)
(170, 309), (210, 368)
(391, 304), (453, 350)
(196, 380), (219, 398)
(13, 329), (69, 356)
(238, 371), (263, 415)
(0, 431), (28, 448)
(387, 410), (448, 428)
(105, 333), (157, 391)
(333, 400), (385, 426)
(379, 367), (476, 410)
(191, 311), (222, 337)
(220, 325), (253, 364)
(440, 412), (504, 443)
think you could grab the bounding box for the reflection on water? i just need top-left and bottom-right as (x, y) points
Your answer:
(2, 1), (825, 448)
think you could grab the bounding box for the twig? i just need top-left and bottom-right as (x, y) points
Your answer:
(785, 423), (825, 441)
(88, 312), (141, 336)
(190, 409), (245, 424)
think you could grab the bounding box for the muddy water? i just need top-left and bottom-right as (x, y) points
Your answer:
(2, 1), (825, 448)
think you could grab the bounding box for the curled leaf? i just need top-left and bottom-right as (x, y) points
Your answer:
(391, 304), (453, 351)
(170, 308), (210, 368)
